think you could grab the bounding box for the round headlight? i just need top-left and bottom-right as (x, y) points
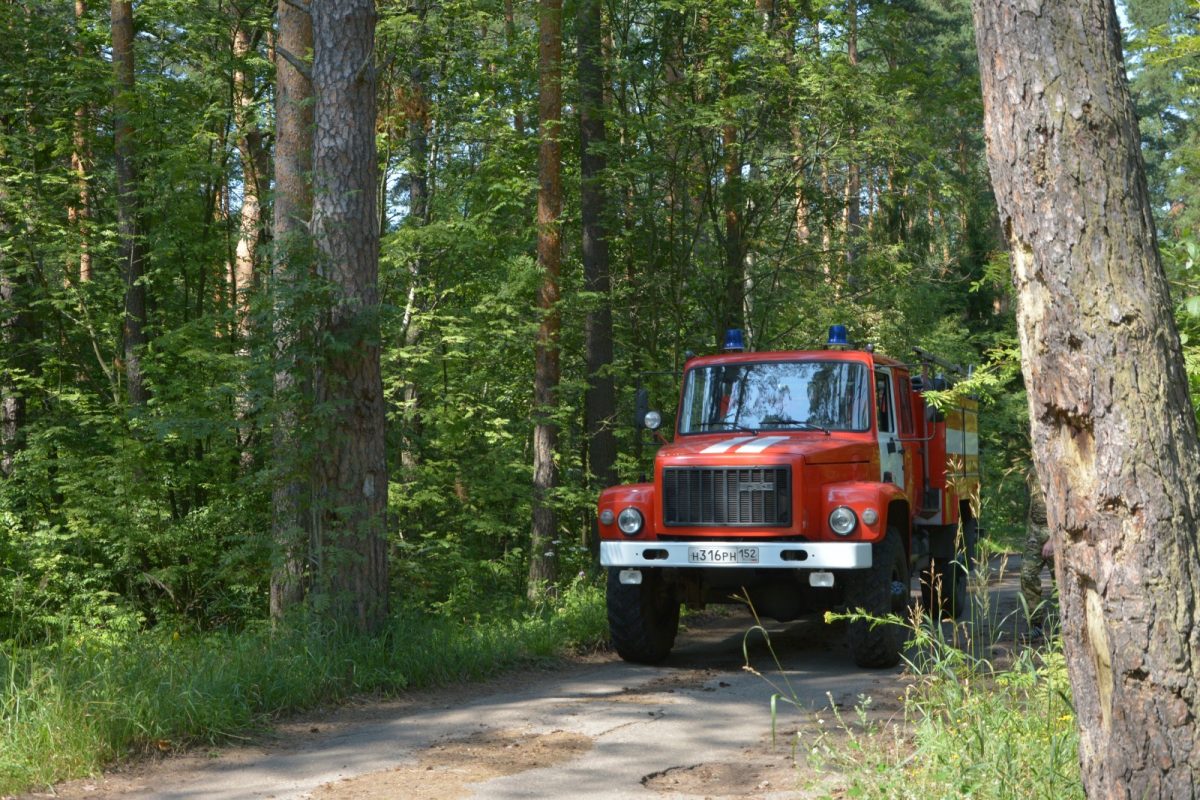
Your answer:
(617, 507), (644, 535)
(599, 509), (615, 525)
(829, 506), (858, 536)
(643, 410), (662, 430)
(861, 508), (878, 526)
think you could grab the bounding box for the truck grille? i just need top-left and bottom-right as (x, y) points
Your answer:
(662, 466), (791, 527)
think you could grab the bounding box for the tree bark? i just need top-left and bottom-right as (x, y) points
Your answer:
(70, 0), (94, 284)
(111, 0), (148, 406)
(721, 122), (744, 345)
(0, 220), (22, 479)
(232, 13), (270, 466)
(232, 18), (270, 341)
(973, 0), (1200, 795)
(528, 0), (562, 599)
(578, 0), (617, 512)
(309, 0), (389, 634)
(398, 0), (430, 488)
(270, 0), (314, 620)
(503, 0), (525, 137)
(843, 0), (860, 271)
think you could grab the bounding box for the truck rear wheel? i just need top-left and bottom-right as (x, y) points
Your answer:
(844, 527), (909, 669)
(607, 568), (680, 664)
(921, 513), (975, 619)
(922, 557), (967, 619)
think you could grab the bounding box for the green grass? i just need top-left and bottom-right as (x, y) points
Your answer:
(796, 603), (1082, 798)
(0, 581), (608, 795)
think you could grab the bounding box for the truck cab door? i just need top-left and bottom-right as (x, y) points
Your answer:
(874, 369), (905, 490)
(895, 371), (922, 511)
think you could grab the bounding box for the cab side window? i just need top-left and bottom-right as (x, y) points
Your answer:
(875, 373), (894, 433)
(897, 375), (914, 435)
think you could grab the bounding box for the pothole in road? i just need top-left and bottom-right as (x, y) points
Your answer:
(307, 728), (593, 800)
(641, 760), (796, 797)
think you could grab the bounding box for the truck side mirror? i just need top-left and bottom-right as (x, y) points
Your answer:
(634, 387), (649, 429)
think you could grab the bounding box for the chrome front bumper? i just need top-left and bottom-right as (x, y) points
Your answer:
(599, 540), (872, 569)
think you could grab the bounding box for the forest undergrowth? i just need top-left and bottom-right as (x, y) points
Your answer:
(752, 557), (1082, 800)
(0, 580), (607, 795)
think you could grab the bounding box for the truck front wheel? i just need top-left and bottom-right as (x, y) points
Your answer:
(607, 568), (681, 664)
(844, 527), (909, 669)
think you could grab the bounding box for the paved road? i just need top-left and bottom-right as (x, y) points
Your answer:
(37, 565), (1028, 800)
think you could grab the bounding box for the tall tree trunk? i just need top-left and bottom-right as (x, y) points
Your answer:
(232, 19), (270, 339)
(842, 0), (860, 271)
(398, 0), (430, 488)
(70, 0), (93, 283)
(232, 14), (270, 465)
(310, 0), (389, 634)
(111, 0), (148, 406)
(528, 0), (562, 599)
(721, 122), (745, 344)
(578, 0), (617, 515)
(973, 0), (1200, 795)
(503, 0), (525, 137)
(270, 0), (314, 620)
(0, 203), (22, 479)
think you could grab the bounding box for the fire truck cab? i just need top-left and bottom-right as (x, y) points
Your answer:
(597, 327), (979, 668)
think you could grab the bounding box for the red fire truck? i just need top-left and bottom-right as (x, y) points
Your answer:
(597, 326), (979, 668)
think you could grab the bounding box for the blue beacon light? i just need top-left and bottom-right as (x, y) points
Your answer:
(827, 324), (850, 348)
(723, 328), (745, 352)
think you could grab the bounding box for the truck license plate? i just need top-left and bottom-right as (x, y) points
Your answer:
(687, 546), (760, 564)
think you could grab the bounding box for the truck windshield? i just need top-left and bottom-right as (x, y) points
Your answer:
(678, 361), (871, 434)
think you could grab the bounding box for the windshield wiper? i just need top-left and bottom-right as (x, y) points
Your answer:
(758, 417), (830, 435)
(696, 421), (759, 434)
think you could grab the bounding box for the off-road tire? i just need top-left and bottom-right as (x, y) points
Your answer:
(921, 512), (976, 619)
(607, 568), (681, 664)
(922, 557), (967, 619)
(844, 527), (909, 668)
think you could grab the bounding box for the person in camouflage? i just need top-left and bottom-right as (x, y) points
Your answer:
(1020, 467), (1053, 620)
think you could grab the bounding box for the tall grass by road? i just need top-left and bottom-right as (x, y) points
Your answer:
(0, 582), (607, 795)
(803, 588), (1082, 798)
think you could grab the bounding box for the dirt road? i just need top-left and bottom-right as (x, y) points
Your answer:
(37, 565), (1028, 800)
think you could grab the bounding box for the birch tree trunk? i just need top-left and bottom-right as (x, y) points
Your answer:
(0, 224), (21, 479)
(973, 0), (1200, 795)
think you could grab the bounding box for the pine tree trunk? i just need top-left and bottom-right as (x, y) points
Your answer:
(973, 0), (1200, 795)
(111, 0), (148, 406)
(270, 0), (314, 620)
(578, 0), (617, 510)
(309, 0), (389, 634)
(528, 0), (563, 600)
